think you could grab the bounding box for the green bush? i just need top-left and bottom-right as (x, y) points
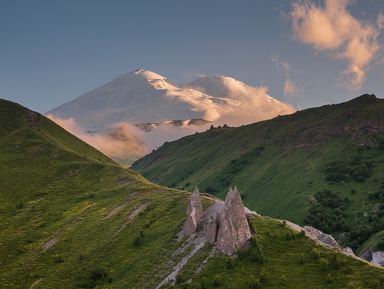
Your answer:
(305, 189), (350, 233)
(319, 257), (329, 271)
(325, 157), (373, 184)
(15, 201), (24, 210)
(133, 231), (145, 247)
(225, 257), (235, 269)
(311, 248), (320, 260)
(248, 280), (261, 289)
(53, 254), (64, 263)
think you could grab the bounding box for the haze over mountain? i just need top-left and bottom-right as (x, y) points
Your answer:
(47, 69), (294, 163)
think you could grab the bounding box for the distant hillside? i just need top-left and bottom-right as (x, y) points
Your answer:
(133, 94), (384, 254)
(1, 98), (383, 288)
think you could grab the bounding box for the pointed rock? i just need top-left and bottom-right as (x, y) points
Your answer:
(183, 186), (203, 235)
(216, 186), (252, 255)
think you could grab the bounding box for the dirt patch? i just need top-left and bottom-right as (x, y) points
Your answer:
(105, 192), (138, 220)
(27, 111), (40, 126)
(30, 279), (42, 289)
(115, 202), (149, 234)
(41, 237), (59, 253)
(155, 235), (207, 289)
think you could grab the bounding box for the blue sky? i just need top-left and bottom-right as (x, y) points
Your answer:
(1, 0), (383, 113)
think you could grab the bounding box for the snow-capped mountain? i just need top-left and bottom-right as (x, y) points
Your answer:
(48, 69), (235, 130)
(47, 69), (295, 164)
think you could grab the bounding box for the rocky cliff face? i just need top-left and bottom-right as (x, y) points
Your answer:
(183, 186), (204, 235)
(216, 186), (252, 255)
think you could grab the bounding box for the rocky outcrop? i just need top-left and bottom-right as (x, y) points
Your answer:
(216, 186), (252, 255)
(183, 186), (203, 235)
(360, 249), (384, 267)
(286, 221), (357, 259)
(371, 251), (384, 266)
(303, 226), (339, 249)
(182, 185), (253, 255)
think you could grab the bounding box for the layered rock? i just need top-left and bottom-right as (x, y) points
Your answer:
(216, 186), (252, 255)
(183, 186), (204, 235)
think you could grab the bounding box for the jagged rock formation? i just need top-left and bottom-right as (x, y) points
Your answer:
(183, 186), (252, 255)
(183, 186), (203, 235)
(215, 186), (252, 255)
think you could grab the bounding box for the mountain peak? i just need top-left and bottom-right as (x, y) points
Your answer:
(350, 94), (377, 103)
(131, 69), (167, 81)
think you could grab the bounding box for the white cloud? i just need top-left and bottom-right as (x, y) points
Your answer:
(291, 0), (383, 90)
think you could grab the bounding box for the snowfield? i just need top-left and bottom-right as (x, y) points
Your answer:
(47, 69), (295, 163)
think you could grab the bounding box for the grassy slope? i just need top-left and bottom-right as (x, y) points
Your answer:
(175, 216), (384, 289)
(0, 99), (383, 289)
(132, 95), (384, 251)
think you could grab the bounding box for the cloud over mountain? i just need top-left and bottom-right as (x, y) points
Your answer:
(47, 69), (294, 163)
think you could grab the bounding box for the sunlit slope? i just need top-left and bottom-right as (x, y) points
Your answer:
(0, 98), (383, 289)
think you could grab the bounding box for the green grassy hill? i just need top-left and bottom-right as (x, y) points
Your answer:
(132, 94), (384, 253)
(1, 98), (384, 289)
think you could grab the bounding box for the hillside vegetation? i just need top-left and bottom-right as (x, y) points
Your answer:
(133, 94), (384, 253)
(1, 98), (383, 288)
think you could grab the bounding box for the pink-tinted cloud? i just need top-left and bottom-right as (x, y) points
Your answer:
(46, 114), (148, 161)
(291, 0), (383, 90)
(272, 57), (301, 97)
(284, 79), (299, 97)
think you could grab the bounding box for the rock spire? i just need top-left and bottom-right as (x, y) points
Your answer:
(216, 186), (252, 255)
(183, 186), (204, 235)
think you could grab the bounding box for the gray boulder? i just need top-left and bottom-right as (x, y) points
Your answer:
(371, 251), (384, 266)
(183, 186), (204, 235)
(216, 186), (252, 255)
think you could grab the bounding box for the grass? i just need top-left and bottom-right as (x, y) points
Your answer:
(1, 98), (384, 288)
(132, 94), (384, 252)
(174, 216), (384, 289)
